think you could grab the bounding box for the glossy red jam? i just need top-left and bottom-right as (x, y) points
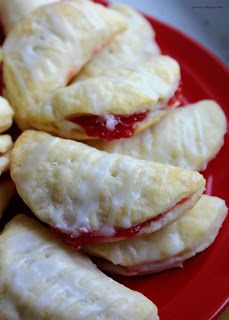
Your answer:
(167, 81), (184, 107)
(52, 197), (189, 249)
(68, 111), (149, 140)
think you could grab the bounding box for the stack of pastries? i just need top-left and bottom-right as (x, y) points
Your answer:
(0, 0), (227, 319)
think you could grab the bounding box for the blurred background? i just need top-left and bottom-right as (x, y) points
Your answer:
(111, 0), (229, 66)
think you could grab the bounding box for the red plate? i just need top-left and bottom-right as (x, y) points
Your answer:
(94, 1), (229, 319)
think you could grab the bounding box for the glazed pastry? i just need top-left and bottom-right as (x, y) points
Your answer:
(89, 100), (227, 170)
(0, 179), (16, 219)
(0, 134), (13, 173)
(78, 3), (160, 79)
(0, 97), (14, 133)
(11, 130), (205, 248)
(0, 215), (159, 320)
(85, 195), (228, 276)
(0, 0), (58, 34)
(2, 0), (181, 141)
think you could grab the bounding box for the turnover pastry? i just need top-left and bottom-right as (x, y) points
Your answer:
(0, 96), (14, 134)
(85, 195), (228, 276)
(11, 130), (205, 248)
(78, 3), (160, 79)
(0, 0), (58, 34)
(2, 0), (181, 140)
(0, 214), (159, 320)
(90, 100), (227, 170)
(0, 134), (13, 173)
(0, 179), (16, 219)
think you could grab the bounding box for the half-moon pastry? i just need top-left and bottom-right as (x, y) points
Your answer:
(0, 134), (13, 173)
(0, 0), (58, 34)
(0, 214), (159, 320)
(0, 179), (16, 219)
(11, 130), (205, 248)
(0, 97), (14, 133)
(85, 195), (228, 276)
(89, 100), (227, 170)
(78, 3), (160, 79)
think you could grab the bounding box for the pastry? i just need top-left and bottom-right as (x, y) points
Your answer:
(78, 3), (160, 79)
(11, 130), (205, 248)
(0, 179), (16, 219)
(0, 134), (13, 173)
(2, 0), (181, 141)
(85, 195), (228, 275)
(89, 100), (227, 170)
(0, 0), (58, 34)
(0, 214), (159, 320)
(0, 96), (14, 133)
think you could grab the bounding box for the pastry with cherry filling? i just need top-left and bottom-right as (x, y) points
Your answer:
(11, 130), (205, 249)
(85, 195), (228, 275)
(89, 100), (227, 170)
(0, 214), (159, 320)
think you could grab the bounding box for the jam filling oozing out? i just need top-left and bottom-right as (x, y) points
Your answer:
(68, 111), (149, 141)
(68, 82), (183, 141)
(52, 197), (189, 250)
(167, 81), (184, 107)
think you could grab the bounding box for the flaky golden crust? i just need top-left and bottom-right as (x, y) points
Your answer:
(0, 215), (159, 320)
(89, 100), (227, 170)
(85, 195), (227, 275)
(11, 130), (205, 239)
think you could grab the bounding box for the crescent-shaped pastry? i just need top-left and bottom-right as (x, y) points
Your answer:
(2, 0), (181, 141)
(0, 97), (14, 133)
(0, 215), (159, 320)
(0, 0), (58, 34)
(0, 179), (16, 219)
(11, 130), (205, 248)
(90, 100), (227, 170)
(78, 3), (160, 79)
(0, 134), (13, 173)
(85, 195), (228, 276)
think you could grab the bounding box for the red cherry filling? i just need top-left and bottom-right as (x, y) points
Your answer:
(68, 111), (149, 141)
(52, 197), (188, 250)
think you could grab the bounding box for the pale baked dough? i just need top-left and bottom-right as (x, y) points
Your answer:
(0, 0), (58, 34)
(0, 96), (14, 133)
(78, 3), (160, 79)
(0, 214), (159, 320)
(0, 134), (13, 173)
(0, 179), (16, 219)
(11, 130), (205, 244)
(85, 195), (228, 275)
(89, 100), (227, 171)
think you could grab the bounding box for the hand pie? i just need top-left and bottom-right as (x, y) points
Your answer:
(0, 0), (58, 34)
(0, 96), (14, 133)
(78, 3), (160, 79)
(0, 215), (159, 320)
(85, 195), (228, 276)
(90, 100), (227, 170)
(11, 130), (205, 248)
(0, 134), (13, 173)
(0, 179), (16, 219)
(3, 1), (180, 143)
